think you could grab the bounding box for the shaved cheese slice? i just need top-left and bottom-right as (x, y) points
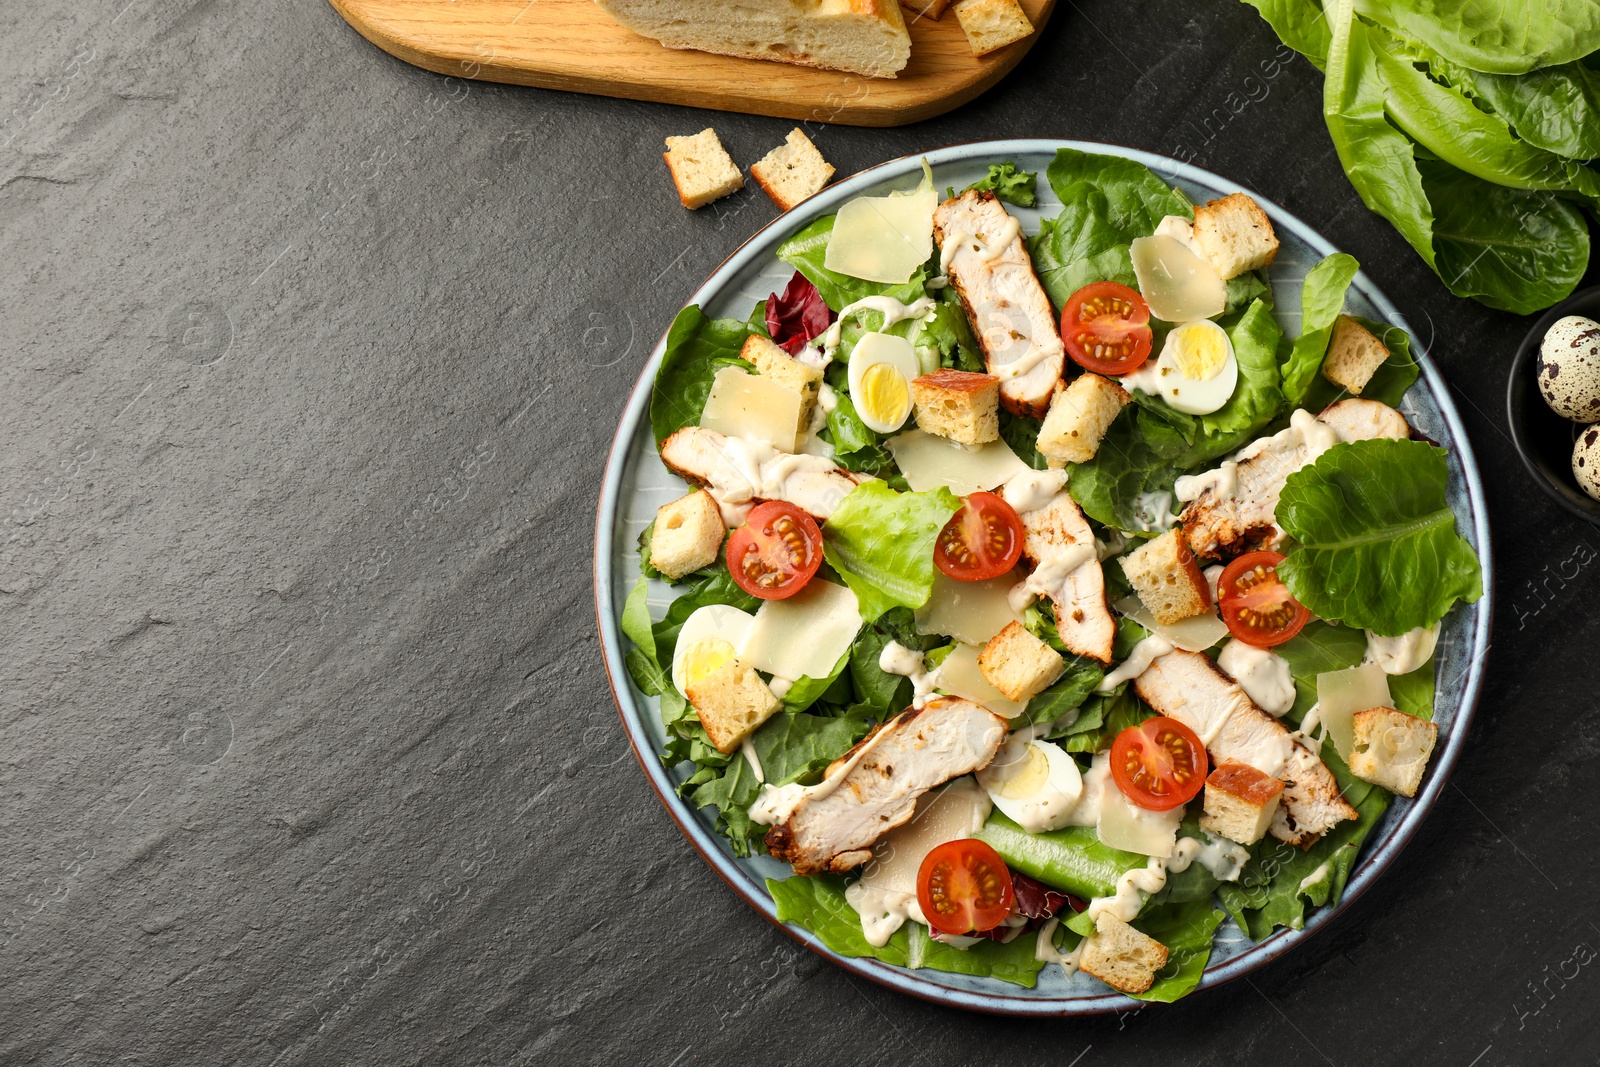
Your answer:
(1097, 778), (1182, 858)
(740, 579), (862, 682)
(935, 643), (1026, 718)
(823, 163), (937, 284)
(886, 430), (1028, 495)
(916, 571), (1024, 646)
(853, 779), (991, 896)
(1114, 595), (1229, 653)
(699, 366), (803, 452)
(1316, 663), (1393, 760)
(1130, 234), (1226, 323)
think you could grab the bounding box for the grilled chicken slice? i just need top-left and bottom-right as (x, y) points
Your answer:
(1180, 402), (1409, 561)
(1133, 649), (1356, 847)
(933, 191), (1064, 417)
(1018, 491), (1116, 664)
(660, 425), (864, 527)
(764, 697), (1008, 876)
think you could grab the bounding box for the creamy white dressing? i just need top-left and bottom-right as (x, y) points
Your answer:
(1084, 832), (1248, 925)
(740, 739), (766, 783)
(1130, 491), (1177, 533)
(1000, 467), (1067, 515)
(1203, 564), (1223, 601)
(1097, 531), (1127, 561)
(1364, 623), (1440, 675)
(878, 639), (938, 708)
(993, 339), (1065, 382)
(1175, 460), (1238, 503)
(1096, 635), (1175, 692)
(699, 435), (843, 527)
(1015, 543), (1097, 611)
(844, 882), (928, 948)
(979, 215), (1023, 261)
(1287, 702), (1327, 752)
(1034, 917), (1085, 974)
(1060, 752), (1111, 827)
(767, 676), (795, 700)
(1118, 360), (1165, 396)
(747, 716), (901, 826)
(1217, 639), (1296, 716)
(811, 294), (937, 364)
(1236, 408), (1340, 466)
(1297, 859), (1332, 895)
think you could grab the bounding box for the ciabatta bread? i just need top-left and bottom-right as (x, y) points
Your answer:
(595, 0), (913, 79)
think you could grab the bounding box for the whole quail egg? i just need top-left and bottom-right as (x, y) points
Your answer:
(1573, 425), (1600, 502)
(1537, 315), (1600, 421)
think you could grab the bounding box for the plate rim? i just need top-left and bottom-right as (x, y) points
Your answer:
(592, 138), (1495, 1016)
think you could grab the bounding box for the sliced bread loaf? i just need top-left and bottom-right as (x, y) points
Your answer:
(596, 0), (912, 79)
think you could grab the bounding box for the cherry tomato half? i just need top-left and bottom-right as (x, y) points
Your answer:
(917, 838), (1015, 936)
(934, 492), (1024, 582)
(1218, 550), (1311, 648)
(1060, 281), (1154, 376)
(725, 500), (823, 600)
(1110, 716), (1209, 811)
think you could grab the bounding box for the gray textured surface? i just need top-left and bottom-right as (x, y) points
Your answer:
(2, 2), (1596, 1064)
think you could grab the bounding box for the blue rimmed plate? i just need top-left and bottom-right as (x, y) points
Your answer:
(593, 140), (1494, 1015)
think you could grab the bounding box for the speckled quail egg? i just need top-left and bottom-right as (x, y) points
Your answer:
(1537, 315), (1600, 421)
(1572, 424), (1600, 502)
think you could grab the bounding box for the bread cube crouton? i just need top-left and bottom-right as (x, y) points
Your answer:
(1190, 192), (1279, 280)
(650, 490), (725, 579)
(1348, 706), (1438, 798)
(1079, 914), (1169, 995)
(978, 621), (1064, 701)
(750, 128), (835, 212)
(1322, 315), (1390, 396)
(1036, 373), (1130, 467)
(911, 369), (1000, 446)
(662, 128), (744, 210)
(739, 333), (824, 426)
(1120, 528), (1211, 625)
(901, 0), (954, 19)
(686, 658), (781, 754)
(952, 0), (1034, 55)
(1200, 760), (1285, 846)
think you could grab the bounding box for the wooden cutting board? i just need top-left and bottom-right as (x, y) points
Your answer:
(327, 0), (1055, 127)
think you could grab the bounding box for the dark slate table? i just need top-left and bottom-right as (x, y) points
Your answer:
(4, 2), (1597, 1064)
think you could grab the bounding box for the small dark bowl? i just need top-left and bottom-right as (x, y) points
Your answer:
(1507, 284), (1600, 525)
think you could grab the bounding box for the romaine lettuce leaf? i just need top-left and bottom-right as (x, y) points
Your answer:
(905, 922), (1047, 987)
(822, 481), (961, 622)
(1277, 439), (1483, 636)
(1280, 252), (1361, 409)
(977, 812), (1146, 900)
(1129, 898), (1227, 1003)
(649, 305), (750, 446)
(1031, 149), (1193, 309)
(768, 874), (910, 967)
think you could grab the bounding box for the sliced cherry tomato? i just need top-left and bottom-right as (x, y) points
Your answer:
(934, 492), (1023, 582)
(725, 501), (823, 600)
(1111, 716), (1209, 811)
(1218, 550), (1311, 648)
(1060, 281), (1153, 376)
(917, 839), (1015, 936)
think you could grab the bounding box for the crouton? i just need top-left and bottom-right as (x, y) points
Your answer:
(750, 128), (835, 212)
(663, 128), (744, 210)
(1120, 529), (1210, 625)
(1079, 914), (1169, 995)
(1191, 192), (1279, 280)
(978, 621), (1064, 701)
(1322, 316), (1390, 396)
(952, 0), (1034, 55)
(740, 333), (824, 426)
(1348, 706), (1438, 798)
(901, 0), (953, 18)
(650, 490), (724, 579)
(687, 658), (781, 754)
(911, 369), (1000, 446)
(1200, 760), (1284, 846)
(1036, 373), (1130, 467)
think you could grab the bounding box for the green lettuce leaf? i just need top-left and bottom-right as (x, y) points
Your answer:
(959, 161), (1039, 208)
(977, 812), (1147, 900)
(822, 481), (961, 621)
(1280, 253), (1361, 409)
(1277, 438), (1483, 636)
(1274, 621), (1367, 720)
(649, 305), (750, 446)
(1427, 52), (1600, 160)
(1130, 898), (1227, 1003)
(768, 874), (911, 967)
(906, 922), (1048, 987)
(1354, 0), (1600, 75)
(1031, 148), (1192, 309)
